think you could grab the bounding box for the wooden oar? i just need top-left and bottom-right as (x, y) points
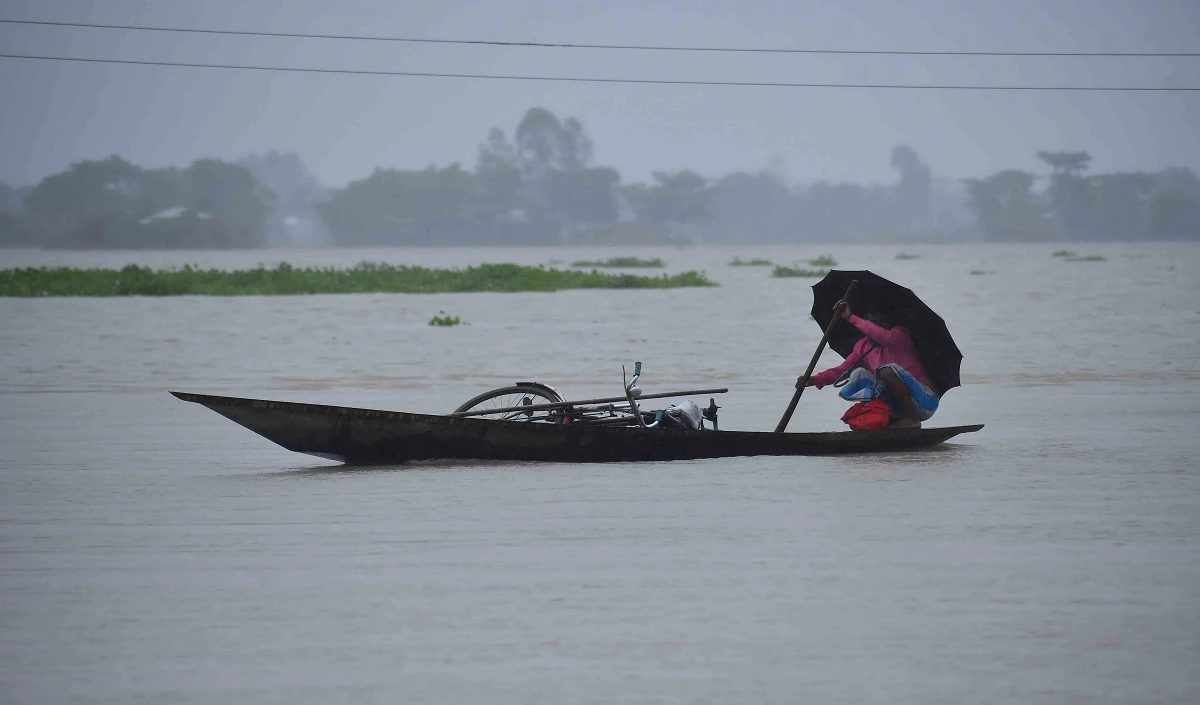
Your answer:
(774, 279), (858, 433)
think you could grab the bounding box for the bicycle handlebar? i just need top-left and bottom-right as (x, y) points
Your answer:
(627, 361), (643, 393)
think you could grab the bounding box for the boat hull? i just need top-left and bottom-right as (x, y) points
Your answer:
(171, 392), (983, 464)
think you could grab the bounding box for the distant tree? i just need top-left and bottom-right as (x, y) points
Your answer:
(964, 170), (1050, 241)
(0, 182), (39, 246)
(890, 145), (932, 229)
(965, 157), (1200, 243)
(624, 170), (713, 240)
(1154, 166), (1200, 196)
(478, 128), (518, 171)
(239, 152), (322, 205)
(1086, 172), (1154, 240)
(507, 108), (615, 241)
(476, 127), (526, 219)
(0, 211), (46, 246)
(1037, 150), (1093, 238)
(514, 108), (560, 180)
(697, 148), (942, 244)
(1148, 191), (1200, 239)
(0, 182), (29, 212)
(544, 167), (620, 232)
(239, 152), (328, 245)
(799, 181), (894, 242)
(18, 156), (273, 248)
(315, 110), (619, 246)
(185, 159), (275, 244)
(23, 156), (159, 240)
(316, 165), (490, 245)
(1035, 151), (1091, 174)
(704, 170), (796, 243)
(514, 108), (593, 180)
(1144, 168), (1200, 240)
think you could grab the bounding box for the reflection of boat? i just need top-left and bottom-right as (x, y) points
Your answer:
(171, 391), (983, 464)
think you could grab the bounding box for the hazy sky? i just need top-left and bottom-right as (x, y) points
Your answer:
(1, 0), (1197, 189)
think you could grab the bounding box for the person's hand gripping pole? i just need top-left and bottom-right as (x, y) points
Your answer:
(774, 280), (858, 433)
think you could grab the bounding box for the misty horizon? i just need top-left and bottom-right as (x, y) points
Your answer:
(4, 133), (1181, 195)
(1, 0), (1198, 190)
(5, 112), (1197, 249)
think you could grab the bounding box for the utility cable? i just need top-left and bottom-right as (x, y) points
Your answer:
(3, 53), (1197, 91)
(2, 18), (1198, 58)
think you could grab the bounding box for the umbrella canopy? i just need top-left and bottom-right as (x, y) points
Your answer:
(810, 270), (963, 396)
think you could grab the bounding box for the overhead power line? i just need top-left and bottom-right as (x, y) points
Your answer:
(2, 18), (1198, 58)
(2, 53), (1197, 91)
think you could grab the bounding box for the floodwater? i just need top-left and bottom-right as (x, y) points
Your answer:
(1, 244), (1197, 704)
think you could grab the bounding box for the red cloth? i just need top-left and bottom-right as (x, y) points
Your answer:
(841, 398), (891, 431)
(810, 315), (936, 391)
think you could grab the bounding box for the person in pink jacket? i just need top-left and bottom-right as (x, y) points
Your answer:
(801, 298), (939, 428)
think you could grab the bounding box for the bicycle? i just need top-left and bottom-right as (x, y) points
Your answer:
(452, 362), (722, 430)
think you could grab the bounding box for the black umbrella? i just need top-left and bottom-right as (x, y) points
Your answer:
(810, 270), (962, 396)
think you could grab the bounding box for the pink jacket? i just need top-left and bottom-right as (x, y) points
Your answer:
(809, 315), (936, 392)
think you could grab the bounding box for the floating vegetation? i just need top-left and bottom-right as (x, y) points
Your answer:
(0, 262), (716, 297)
(772, 265), (830, 278)
(969, 269), (995, 275)
(428, 310), (461, 327)
(773, 256), (834, 278)
(895, 253), (920, 260)
(570, 256), (665, 268)
(1051, 250), (1105, 262)
(728, 257), (773, 267)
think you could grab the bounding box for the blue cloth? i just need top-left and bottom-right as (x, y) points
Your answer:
(836, 364), (939, 421)
(837, 368), (880, 402)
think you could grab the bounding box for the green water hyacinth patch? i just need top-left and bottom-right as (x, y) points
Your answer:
(570, 257), (665, 268)
(0, 262), (717, 297)
(728, 257), (773, 266)
(428, 311), (461, 327)
(772, 265), (830, 278)
(807, 255), (837, 267)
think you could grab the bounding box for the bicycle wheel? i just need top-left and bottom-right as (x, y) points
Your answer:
(453, 384), (565, 422)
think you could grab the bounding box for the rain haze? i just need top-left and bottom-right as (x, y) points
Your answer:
(1, 2), (1199, 705)
(1, 0), (1198, 187)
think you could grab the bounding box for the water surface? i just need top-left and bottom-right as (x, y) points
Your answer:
(2, 244), (1197, 703)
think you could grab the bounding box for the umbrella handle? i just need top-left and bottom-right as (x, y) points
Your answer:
(774, 279), (858, 433)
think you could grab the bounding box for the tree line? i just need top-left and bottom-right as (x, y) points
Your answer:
(315, 108), (717, 246)
(964, 152), (1200, 241)
(0, 157), (275, 248)
(2, 108), (1197, 248)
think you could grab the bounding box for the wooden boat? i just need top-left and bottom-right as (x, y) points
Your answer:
(171, 391), (983, 464)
